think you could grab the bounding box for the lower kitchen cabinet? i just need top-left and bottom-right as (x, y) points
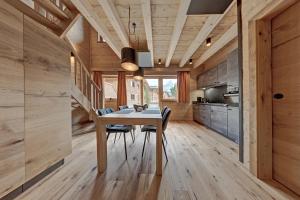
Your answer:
(193, 104), (239, 144)
(210, 106), (228, 136)
(227, 106), (239, 143)
(199, 105), (211, 127)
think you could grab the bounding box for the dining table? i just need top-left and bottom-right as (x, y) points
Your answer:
(93, 108), (163, 176)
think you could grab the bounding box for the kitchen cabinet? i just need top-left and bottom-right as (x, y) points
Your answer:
(227, 106), (239, 143)
(197, 75), (205, 89)
(199, 105), (211, 127)
(210, 106), (228, 136)
(206, 67), (218, 86)
(193, 104), (200, 122)
(227, 49), (239, 88)
(217, 61), (227, 84)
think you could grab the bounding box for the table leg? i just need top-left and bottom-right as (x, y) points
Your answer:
(156, 120), (162, 176)
(96, 121), (107, 173)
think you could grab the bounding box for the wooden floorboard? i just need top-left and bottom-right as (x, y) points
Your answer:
(15, 121), (299, 200)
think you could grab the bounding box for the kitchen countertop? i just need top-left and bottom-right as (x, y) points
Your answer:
(193, 102), (239, 107)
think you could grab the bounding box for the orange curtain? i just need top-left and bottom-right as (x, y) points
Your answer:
(117, 71), (127, 108)
(93, 71), (102, 109)
(177, 71), (190, 103)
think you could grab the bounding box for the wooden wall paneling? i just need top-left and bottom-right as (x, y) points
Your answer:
(66, 16), (91, 69)
(90, 29), (121, 71)
(23, 16), (72, 180)
(0, 1), (25, 197)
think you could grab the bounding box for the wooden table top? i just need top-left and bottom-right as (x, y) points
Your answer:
(100, 109), (162, 119)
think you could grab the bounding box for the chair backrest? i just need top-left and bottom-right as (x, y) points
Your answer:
(119, 105), (129, 110)
(162, 108), (171, 131)
(105, 108), (114, 114)
(161, 106), (168, 116)
(97, 108), (107, 116)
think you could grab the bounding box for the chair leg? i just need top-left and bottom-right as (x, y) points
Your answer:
(130, 130), (135, 143)
(114, 132), (117, 143)
(162, 139), (168, 162)
(123, 132), (127, 160)
(163, 132), (168, 145)
(141, 132), (148, 158)
(107, 132), (111, 140)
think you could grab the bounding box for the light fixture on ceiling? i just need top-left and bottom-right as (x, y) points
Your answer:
(158, 59), (162, 65)
(206, 37), (212, 47)
(133, 67), (144, 80)
(189, 59), (193, 65)
(121, 47), (138, 71)
(97, 33), (106, 43)
(121, 6), (138, 71)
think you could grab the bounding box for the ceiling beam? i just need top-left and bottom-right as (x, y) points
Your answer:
(70, 0), (121, 58)
(97, 0), (130, 47)
(165, 0), (191, 67)
(193, 22), (237, 68)
(140, 0), (154, 66)
(179, 0), (236, 67)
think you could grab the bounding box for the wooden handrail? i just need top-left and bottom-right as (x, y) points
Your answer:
(69, 51), (102, 111)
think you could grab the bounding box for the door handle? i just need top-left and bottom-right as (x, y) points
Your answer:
(273, 93), (284, 99)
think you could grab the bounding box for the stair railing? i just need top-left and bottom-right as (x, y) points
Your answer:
(70, 52), (102, 111)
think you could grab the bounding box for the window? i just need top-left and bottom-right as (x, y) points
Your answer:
(103, 77), (117, 99)
(131, 94), (135, 100)
(143, 79), (159, 108)
(126, 78), (141, 107)
(131, 81), (135, 88)
(162, 79), (177, 100)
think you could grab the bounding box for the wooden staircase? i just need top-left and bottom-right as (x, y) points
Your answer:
(68, 40), (102, 120)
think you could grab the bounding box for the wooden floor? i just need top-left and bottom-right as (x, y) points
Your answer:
(16, 121), (299, 200)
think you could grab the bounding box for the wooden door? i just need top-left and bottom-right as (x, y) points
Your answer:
(272, 1), (300, 195)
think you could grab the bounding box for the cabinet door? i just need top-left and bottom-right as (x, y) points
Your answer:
(227, 107), (239, 143)
(206, 68), (218, 86)
(218, 61), (227, 84)
(227, 49), (239, 88)
(193, 105), (200, 122)
(197, 75), (204, 89)
(210, 107), (227, 136)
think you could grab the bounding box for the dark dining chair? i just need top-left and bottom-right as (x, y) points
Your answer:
(145, 106), (168, 143)
(97, 108), (134, 160)
(141, 108), (171, 162)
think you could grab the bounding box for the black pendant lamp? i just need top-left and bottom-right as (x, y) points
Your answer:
(133, 67), (144, 80)
(121, 6), (138, 72)
(121, 47), (138, 71)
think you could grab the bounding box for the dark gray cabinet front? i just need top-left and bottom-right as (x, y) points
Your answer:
(227, 49), (239, 88)
(210, 106), (228, 136)
(217, 61), (227, 84)
(206, 67), (218, 86)
(227, 107), (239, 143)
(199, 105), (211, 127)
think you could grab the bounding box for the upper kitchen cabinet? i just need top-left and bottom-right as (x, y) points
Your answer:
(197, 74), (205, 89)
(206, 67), (218, 86)
(227, 49), (239, 88)
(217, 61), (227, 84)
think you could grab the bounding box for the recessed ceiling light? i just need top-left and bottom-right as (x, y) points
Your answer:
(189, 59), (193, 65)
(206, 37), (212, 47)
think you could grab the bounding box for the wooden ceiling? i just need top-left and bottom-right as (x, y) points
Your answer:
(72, 0), (238, 69)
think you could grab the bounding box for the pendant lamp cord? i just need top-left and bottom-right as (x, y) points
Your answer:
(128, 6), (131, 46)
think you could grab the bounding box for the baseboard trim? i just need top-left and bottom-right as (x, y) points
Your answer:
(1, 159), (64, 200)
